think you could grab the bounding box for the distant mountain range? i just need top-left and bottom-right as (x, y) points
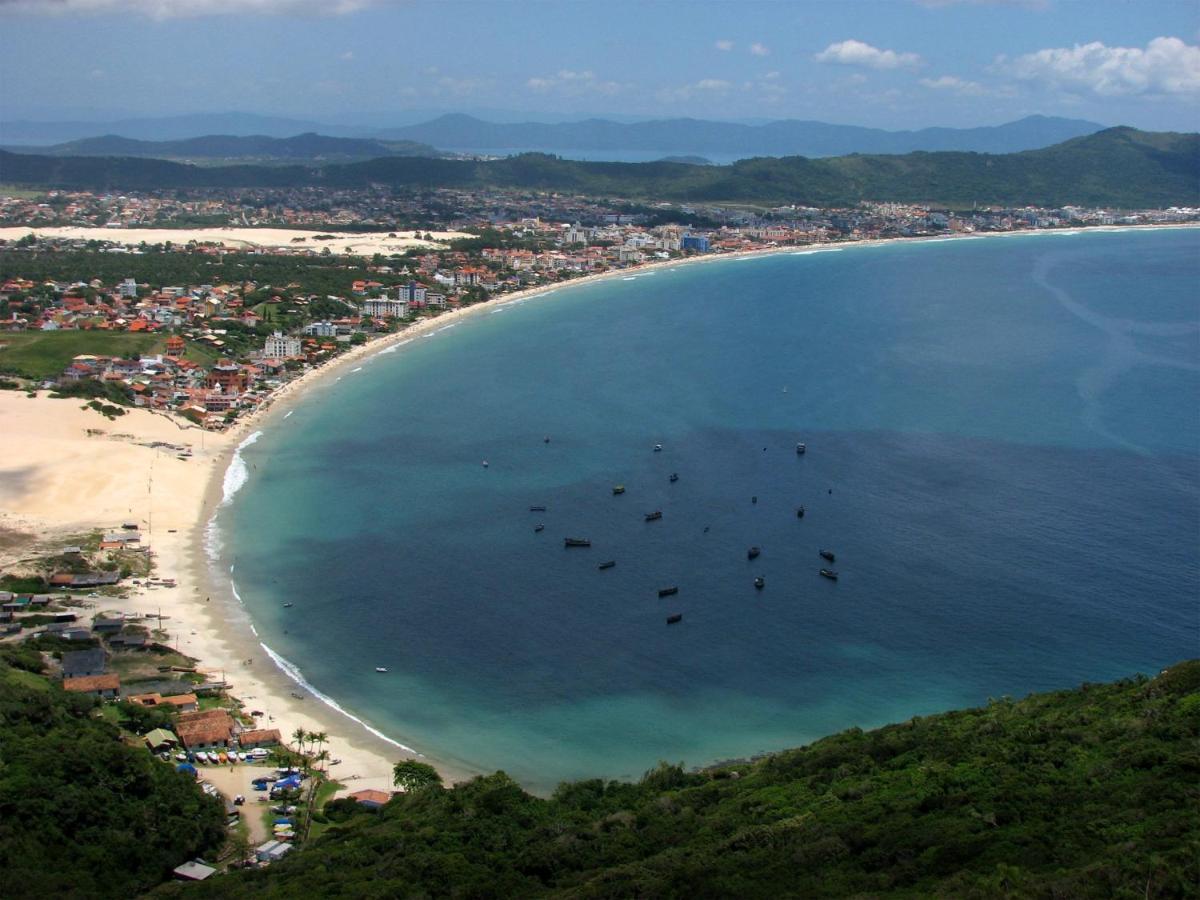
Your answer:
(376, 113), (1107, 158)
(2, 132), (445, 164)
(0, 112), (1106, 160)
(2, 127), (1195, 209)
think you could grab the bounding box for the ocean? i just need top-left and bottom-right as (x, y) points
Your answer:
(218, 229), (1199, 793)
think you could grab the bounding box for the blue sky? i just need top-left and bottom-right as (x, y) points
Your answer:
(1, 0), (1197, 130)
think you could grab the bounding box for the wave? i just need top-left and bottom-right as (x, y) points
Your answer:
(221, 430), (262, 507)
(790, 247), (844, 255)
(260, 642), (418, 753)
(283, 410), (293, 419)
(351, 366), (363, 373)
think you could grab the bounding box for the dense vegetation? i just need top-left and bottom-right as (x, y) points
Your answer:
(161, 660), (1199, 898)
(0, 648), (226, 899)
(2, 128), (1197, 207)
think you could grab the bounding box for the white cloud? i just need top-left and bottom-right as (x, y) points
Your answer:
(0, 0), (374, 16)
(815, 39), (922, 70)
(526, 69), (626, 97)
(714, 39), (733, 51)
(340, 50), (355, 61)
(656, 78), (732, 103)
(1004, 36), (1200, 96)
(749, 42), (770, 57)
(919, 74), (986, 95)
(435, 76), (493, 97)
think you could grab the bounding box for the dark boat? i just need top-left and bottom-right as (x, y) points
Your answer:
(534, 524), (544, 533)
(747, 546), (761, 560)
(653, 443), (663, 452)
(796, 442), (806, 455)
(751, 496), (757, 504)
(819, 549), (835, 562)
(666, 614), (682, 625)
(658, 586), (679, 597)
(598, 560), (616, 570)
(669, 473), (679, 482)
(796, 505), (805, 518)
(754, 576), (765, 589)
(564, 538), (591, 548)
(529, 505), (546, 512)
(645, 510), (663, 522)
(820, 568), (838, 581)
(612, 485), (626, 495)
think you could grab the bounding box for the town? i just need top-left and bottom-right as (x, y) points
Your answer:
(3, 187), (1196, 430)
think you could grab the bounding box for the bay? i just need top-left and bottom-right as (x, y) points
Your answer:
(221, 229), (1199, 792)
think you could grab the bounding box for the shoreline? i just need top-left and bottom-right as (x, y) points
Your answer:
(4, 221), (1195, 795)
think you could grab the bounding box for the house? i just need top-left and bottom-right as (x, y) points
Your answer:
(348, 788), (392, 809)
(128, 691), (199, 712)
(91, 616), (125, 634)
(174, 709), (236, 750)
(61, 648), (106, 678)
(63, 673), (121, 699)
(108, 633), (148, 650)
(237, 728), (281, 749)
(172, 860), (217, 882)
(144, 728), (179, 751)
(263, 332), (302, 358)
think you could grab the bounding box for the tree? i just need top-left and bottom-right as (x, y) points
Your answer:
(392, 759), (443, 792)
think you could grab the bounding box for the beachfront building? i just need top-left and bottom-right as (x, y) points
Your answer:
(349, 789), (393, 809)
(362, 297), (408, 319)
(238, 728), (282, 749)
(174, 708), (237, 751)
(263, 332), (303, 358)
(302, 320), (337, 337)
(61, 648), (106, 679)
(397, 282), (427, 303)
(63, 674), (121, 699)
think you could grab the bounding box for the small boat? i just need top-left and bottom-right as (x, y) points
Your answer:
(754, 576), (765, 590)
(820, 568), (838, 581)
(375, 666), (389, 673)
(529, 505), (546, 512)
(796, 506), (805, 518)
(238, 752), (249, 762)
(751, 496), (758, 504)
(645, 510), (662, 522)
(819, 549), (836, 562)
(666, 614), (683, 625)
(564, 537), (591, 548)
(653, 443), (663, 452)
(598, 560), (616, 570)
(482, 460), (489, 468)
(282, 602), (293, 608)
(612, 485), (626, 495)
(218, 753), (229, 764)
(796, 442), (806, 455)
(658, 586), (679, 597)
(669, 473), (679, 483)
(543, 436), (550, 443)
(196, 751), (210, 764)
(534, 524), (545, 533)
(748, 546), (761, 560)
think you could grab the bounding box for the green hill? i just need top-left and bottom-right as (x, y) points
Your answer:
(161, 660), (1200, 898)
(2, 127), (1196, 208)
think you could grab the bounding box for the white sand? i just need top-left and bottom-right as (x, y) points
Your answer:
(0, 226), (471, 255)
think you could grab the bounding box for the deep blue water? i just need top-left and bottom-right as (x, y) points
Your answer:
(222, 229), (1200, 792)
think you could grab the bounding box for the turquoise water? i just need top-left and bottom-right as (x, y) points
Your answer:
(221, 229), (1199, 792)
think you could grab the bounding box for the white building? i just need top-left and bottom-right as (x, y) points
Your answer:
(263, 332), (302, 358)
(120, 278), (138, 298)
(363, 298), (408, 318)
(397, 283), (427, 303)
(302, 321), (337, 337)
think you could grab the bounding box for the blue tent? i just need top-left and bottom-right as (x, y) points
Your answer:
(273, 774), (303, 790)
(176, 763), (197, 776)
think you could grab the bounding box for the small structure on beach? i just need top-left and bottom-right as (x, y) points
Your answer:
(348, 788), (393, 809)
(238, 728), (282, 749)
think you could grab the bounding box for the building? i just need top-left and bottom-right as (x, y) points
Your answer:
(144, 728), (180, 751)
(238, 728), (282, 749)
(301, 320), (336, 337)
(120, 278), (138, 298)
(681, 234), (711, 253)
(174, 708), (236, 751)
(362, 298), (408, 319)
(172, 861), (217, 882)
(397, 282), (427, 303)
(61, 648), (106, 679)
(255, 840), (293, 863)
(63, 673), (121, 699)
(348, 788), (392, 809)
(263, 332), (302, 358)
(128, 691), (199, 713)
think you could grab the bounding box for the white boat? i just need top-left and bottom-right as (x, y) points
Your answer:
(375, 666), (389, 673)
(238, 752), (249, 762)
(195, 751), (210, 764)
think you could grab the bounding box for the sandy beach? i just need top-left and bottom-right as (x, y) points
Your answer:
(0, 225), (472, 256)
(2, 221), (1192, 796)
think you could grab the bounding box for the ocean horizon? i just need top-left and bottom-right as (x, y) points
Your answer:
(215, 228), (1199, 792)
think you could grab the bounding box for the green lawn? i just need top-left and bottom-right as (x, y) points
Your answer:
(0, 331), (165, 380)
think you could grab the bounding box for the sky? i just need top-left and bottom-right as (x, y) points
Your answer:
(0, 0), (1197, 131)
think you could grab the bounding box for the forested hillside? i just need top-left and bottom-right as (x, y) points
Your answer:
(163, 660), (1200, 898)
